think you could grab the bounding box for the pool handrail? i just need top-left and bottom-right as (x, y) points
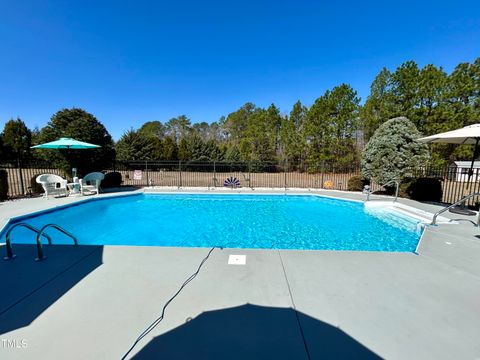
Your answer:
(364, 180), (400, 202)
(35, 224), (78, 261)
(431, 192), (480, 226)
(4, 223), (53, 261)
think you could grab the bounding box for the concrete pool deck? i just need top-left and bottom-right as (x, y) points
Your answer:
(1, 189), (480, 359)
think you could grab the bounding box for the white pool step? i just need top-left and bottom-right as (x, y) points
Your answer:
(364, 201), (453, 224)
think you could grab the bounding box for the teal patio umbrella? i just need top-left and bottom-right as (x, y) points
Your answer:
(31, 137), (101, 150)
(31, 137), (101, 177)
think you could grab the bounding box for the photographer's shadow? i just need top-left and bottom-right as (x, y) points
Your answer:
(132, 303), (381, 360)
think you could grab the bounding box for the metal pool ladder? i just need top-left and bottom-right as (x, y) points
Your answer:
(4, 223), (78, 261)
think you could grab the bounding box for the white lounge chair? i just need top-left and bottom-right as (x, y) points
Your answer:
(79, 172), (105, 195)
(36, 174), (68, 198)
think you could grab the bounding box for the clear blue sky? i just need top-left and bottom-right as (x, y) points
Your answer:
(1, 1), (479, 140)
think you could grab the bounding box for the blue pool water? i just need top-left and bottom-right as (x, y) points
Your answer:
(1, 194), (422, 252)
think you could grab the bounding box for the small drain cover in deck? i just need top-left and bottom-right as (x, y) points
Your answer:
(228, 254), (246, 265)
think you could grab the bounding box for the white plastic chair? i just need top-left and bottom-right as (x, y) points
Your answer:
(79, 172), (105, 195)
(36, 174), (68, 198)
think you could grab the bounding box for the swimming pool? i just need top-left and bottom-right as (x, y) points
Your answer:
(1, 193), (423, 252)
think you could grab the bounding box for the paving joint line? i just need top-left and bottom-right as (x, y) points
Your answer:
(277, 250), (311, 360)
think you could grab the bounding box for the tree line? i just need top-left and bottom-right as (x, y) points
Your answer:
(114, 84), (362, 169)
(1, 58), (479, 173)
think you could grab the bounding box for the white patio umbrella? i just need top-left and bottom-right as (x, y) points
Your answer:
(418, 124), (480, 182)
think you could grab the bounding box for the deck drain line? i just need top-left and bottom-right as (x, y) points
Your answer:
(121, 246), (220, 360)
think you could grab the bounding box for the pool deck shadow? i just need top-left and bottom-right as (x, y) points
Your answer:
(0, 244), (103, 335)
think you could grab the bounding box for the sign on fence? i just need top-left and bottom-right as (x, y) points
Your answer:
(133, 170), (142, 180)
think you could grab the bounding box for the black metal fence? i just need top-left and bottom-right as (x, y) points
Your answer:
(1, 159), (480, 205)
(0, 159), (66, 198)
(408, 166), (480, 205)
(109, 160), (361, 190)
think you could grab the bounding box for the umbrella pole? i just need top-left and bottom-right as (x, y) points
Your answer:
(66, 146), (76, 180)
(467, 138), (480, 190)
(456, 137), (479, 210)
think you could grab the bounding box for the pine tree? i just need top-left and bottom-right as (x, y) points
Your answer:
(2, 118), (32, 160)
(115, 130), (156, 161)
(161, 136), (178, 160)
